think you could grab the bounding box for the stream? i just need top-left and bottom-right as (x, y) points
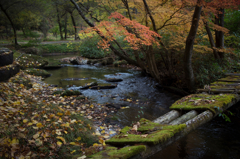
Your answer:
(43, 55), (240, 159)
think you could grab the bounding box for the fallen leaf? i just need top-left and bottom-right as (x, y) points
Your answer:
(56, 136), (66, 144)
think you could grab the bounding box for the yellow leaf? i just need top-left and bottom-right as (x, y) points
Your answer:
(27, 122), (33, 126)
(23, 119), (28, 123)
(65, 110), (71, 115)
(101, 130), (105, 134)
(93, 143), (99, 147)
(57, 112), (63, 116)
(70, 150), (76, 154)
(56, 136), (66, 144)
(36, 123), (43, 128)
(57, 141), (62, 147)
(64, 131), (68, 134)
(76, 137), (81, 141)
(70, 142), (77, 145)
(11, 138), (19, 146)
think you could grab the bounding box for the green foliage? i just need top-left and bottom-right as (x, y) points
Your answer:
(225, 34), (240, 49)
(79, 35), (107, 59)
(225, 9), (240, 34)
(214, 106), (234, 122)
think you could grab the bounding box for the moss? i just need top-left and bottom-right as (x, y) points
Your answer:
(89, 145), (146, 159)
(218, 76), (240, 82)
(17, 53), (48, 69)
(25, 68), (51, 77)
(106, 118), (186, 146)
(170, 94), (237, 114)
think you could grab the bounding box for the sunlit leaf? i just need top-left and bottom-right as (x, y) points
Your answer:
(57, 141), (62, 147)
(36, 123), (43, 128)
(70, 150), (76, 154)
(56, 136), (66, 144)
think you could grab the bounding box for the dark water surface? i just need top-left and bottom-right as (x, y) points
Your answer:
(43, 58), (240, 159)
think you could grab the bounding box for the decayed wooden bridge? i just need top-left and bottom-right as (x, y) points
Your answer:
(88, 73), (240, 159)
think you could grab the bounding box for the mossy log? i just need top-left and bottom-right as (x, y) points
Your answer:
(0, 64), (20, 81)
(152, 110), (180, 124)
(0, 48), (13, 66)
(169, 110), (198, 125)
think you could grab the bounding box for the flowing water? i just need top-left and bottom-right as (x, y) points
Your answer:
(43, 55), (240, 159)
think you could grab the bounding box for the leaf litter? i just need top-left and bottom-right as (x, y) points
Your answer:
(0, 71), (121, 158)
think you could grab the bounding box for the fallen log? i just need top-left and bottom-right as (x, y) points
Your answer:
(169, 110), (198, 125)
(153, 110), (180, 124)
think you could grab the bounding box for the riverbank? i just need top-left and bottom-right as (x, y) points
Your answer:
(0, 70), (121, 158)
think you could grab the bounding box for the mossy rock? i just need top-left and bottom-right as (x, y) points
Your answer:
(89, 145), (146, 159)
(170, 94), (237, 114)
(105, 118), (186, 146)
(61, 90), (82, 96)
(17, 53), (48, 69)
(0, 64), (20, 81)
(113, 60), (128, 67)
(25, 68), (51, 77)
(0, 48), (13, 66)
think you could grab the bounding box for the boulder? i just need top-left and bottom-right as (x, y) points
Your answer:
(0, 48), (13, 66)
(0, 64), (20, 81)
(80, 82), (98, 89)
(70, 57), (88, 65)
(21, 47), (41, 55)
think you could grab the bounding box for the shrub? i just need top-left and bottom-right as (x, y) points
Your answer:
(79, 35), (107, 59)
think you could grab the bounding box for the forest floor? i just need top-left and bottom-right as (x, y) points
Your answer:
(0, 70), (121, 158)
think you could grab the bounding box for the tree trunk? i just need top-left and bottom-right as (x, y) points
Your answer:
(215, 8), (225, 59)
(203, 19), (220, 60)
(64, 14), (67, 39)
(70, 12), (78, 40)
(56, 5), (64, 40)
(70, 0), (139, 66)
(0, 4), (18, 46)
(184, 1), (202, 92)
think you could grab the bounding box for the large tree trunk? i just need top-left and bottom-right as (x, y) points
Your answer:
(56, 5), (64, 40)
(70, 0), (139, 66)
(184, 1), (202, 92)
(0, 4), (18, 46)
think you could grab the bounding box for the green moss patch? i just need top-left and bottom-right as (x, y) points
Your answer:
(170, 94), (237, 114)
(106, 118), (186, 146)
(89, 145), (146, 159)
(17, 53), (48, 69)
(217, 76), (240, 82)
(25, 68), (51, 77)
